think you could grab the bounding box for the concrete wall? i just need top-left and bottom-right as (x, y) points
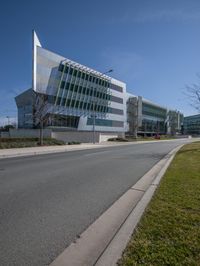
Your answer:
(8, 129), (52, 138)
(99, 133), (118, 142)
(1, 128), (122, 143)
(52, 131), (121, 143)
(99, 132), (125, 142)
(0, 132), (10, 138)
(52, 131), (99, 143)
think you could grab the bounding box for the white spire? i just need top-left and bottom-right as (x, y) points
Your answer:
(33, 30), (42, 47)
(32, 30), (41, 91)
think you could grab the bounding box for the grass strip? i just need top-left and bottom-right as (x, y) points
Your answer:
(118, 142), (200, 266)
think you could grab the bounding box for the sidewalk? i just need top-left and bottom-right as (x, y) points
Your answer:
(0, 138), (194, 159)
(0, 141), (134, 159)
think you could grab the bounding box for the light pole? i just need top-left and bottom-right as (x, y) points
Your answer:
(92, 99), (96, 144)
(92, 69), (113, 144)
(6, 116), (10, 125)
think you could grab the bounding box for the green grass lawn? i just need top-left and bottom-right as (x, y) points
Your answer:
(118, 142), (200, 266)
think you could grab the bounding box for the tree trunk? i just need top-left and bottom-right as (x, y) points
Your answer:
(39, 121), (43, 146)
(132, 126), (138, 139)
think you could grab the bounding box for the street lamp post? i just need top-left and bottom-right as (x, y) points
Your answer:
(92, 99), (96, 144)
(6, 116), (10, 125)
(92, 69), (113, 144)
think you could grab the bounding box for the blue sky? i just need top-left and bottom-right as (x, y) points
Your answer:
(1, 0), (200, 125)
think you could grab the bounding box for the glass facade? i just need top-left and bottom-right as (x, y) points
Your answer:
(184, 115), (200, 135)
(15, 89), (34, 129)
(142, 102), (167, 119)
(48, 114), (79, 128)
(54, 62), (111, 116)
(110, 83), (123, 93)
(140, 119), (166, 134)
(138, 102), (167, 134)
(87, 118), (124, 127)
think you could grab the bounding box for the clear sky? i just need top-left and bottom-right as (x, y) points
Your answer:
(1, 0), (200, 125)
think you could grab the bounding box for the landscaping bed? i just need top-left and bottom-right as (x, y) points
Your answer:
(118, 142), (200, 265)
(108, 135), (177, 142)
(0, 138), (65, 149)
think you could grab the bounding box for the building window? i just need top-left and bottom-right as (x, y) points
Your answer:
(69, 68), (73, 75)
(58, 64), (64, 72)
(64, 66), (69, 73)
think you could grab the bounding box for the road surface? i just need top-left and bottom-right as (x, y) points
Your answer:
(0, 139), (190, 265)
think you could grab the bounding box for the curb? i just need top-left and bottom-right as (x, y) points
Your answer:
(95, 144), (183, 266)
(50, 144), (183, 266)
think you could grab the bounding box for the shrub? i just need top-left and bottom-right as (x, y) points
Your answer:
(0, 138), (65, 149)
(68, 141), (81, 145)
(107, 137), (129, 142)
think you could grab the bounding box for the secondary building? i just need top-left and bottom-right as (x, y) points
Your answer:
(184, 114), (200, 135)
(126, 94), (183, 136)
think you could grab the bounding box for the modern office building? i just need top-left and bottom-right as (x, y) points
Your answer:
(15, 31), (127, 141)
(126, 94), (183, 136)
(15, 31), (183, 141)
(184, 114), (200, 135)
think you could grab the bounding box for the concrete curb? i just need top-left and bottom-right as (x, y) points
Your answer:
(95, 144), (184, 266)
(50, 144), (184, 266)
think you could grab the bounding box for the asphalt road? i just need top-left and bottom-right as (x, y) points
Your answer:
(0, 139), (190, 266)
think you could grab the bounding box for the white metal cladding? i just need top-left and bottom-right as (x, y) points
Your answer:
(32, 31), (42, 92)
(33, 32), (126, 132)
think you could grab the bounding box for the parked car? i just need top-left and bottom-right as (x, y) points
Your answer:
(154, 134), (160, 139)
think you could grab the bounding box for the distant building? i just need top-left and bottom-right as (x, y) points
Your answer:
(184, 114), (200, 135)
(15, 31), (183, 141)
(126, 94), (183, 136)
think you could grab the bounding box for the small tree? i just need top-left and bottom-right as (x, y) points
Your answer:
(33, 92), (51, 146)
(127, 96), (142, 138)
(3, 124), (15, 132)
(167, 110), (178, 135)
(127, 97), (138, 138)
(33, 92), (66, 145)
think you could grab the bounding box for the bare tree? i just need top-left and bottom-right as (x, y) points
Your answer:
(185, 75), (200, 112)
(33, 92), (68, 145)
(167, 110), (177, 135)
(33, 92), (50, 146)
(127, 96), (142, 138)
(127, 97), (138, 138)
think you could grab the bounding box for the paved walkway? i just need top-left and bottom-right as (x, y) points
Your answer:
(0, 142), (130, 159)
(0, 138), (194, 159)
